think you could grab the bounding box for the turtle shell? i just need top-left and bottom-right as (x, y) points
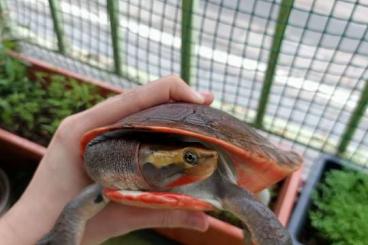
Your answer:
(81, 103), (302, 193)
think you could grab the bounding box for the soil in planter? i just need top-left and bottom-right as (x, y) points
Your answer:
(300, 169), (368, 245)
(0, 52), (107, 146)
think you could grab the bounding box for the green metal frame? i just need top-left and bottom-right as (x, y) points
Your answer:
(180, 0), (197, 84)
(107, 0), (123, 76)
(337, 80), (368, 155)
(255, 0), (295, 128)
(0, 0), (4, 15)
(0, 0), (7, 33)
(48, 0), (66, 54)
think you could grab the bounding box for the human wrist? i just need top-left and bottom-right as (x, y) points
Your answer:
(0, 158), (82, 244)
(0, 197), (47, 245)
(0, 210), (23, 245)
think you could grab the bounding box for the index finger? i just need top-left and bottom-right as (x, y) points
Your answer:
(76, 75), (213, 132)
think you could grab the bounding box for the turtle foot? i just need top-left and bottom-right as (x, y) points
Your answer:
(37, 184), (108, 245)
(217, 178), (292, 245)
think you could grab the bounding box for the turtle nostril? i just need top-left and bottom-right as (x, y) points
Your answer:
(94, 193), (104, 203)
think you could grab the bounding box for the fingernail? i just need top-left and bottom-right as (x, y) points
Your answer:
(199, 91), (215, 105)
(192, 89), (205, 103)
(199, 91), (211, 97)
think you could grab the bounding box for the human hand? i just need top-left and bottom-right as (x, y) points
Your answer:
(0, 75), (214, 245)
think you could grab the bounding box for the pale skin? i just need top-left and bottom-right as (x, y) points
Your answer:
(0, 75), (214, 245)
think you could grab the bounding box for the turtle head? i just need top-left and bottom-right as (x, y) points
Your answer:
(139, 144), (218, 189)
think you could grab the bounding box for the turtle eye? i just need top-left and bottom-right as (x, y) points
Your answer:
(183, 151), (198, 165)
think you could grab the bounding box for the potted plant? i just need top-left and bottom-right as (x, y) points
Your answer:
(0, 50), (301, 244)
(288, 155), (368, 245)
(0, 49), (123, 159)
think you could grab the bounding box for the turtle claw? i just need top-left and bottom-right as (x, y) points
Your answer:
(37, 184), (109, 245)
(243, 225), (254, 245)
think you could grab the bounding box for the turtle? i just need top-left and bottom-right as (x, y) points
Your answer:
(38, 103), (302, 245)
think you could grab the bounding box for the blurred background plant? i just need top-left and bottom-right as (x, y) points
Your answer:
(0, 48), (105, 145)
(310, 169), (368, 245)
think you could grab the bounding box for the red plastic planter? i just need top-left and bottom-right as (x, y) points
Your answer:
(274, 167), (302, 226)
(1, 52), (302, 244)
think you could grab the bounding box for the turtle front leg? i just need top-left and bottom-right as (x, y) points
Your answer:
(217, 178), (291, 245)
(37, 184), (109, 245)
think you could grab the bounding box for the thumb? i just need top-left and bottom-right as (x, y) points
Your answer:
(83, 204), (209, 245)
(199, 91), (214, 105)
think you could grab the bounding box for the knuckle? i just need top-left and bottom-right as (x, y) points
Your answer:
(165, 74), (185, 85)
(168, 74), (181, 81)
(53, 114), (82, 144)
(122, 88), (145, 108)
(119, 88), (136, 100)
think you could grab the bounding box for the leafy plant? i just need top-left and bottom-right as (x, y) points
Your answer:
(310, 169), (368, 245)
(0, 49), (107, 145)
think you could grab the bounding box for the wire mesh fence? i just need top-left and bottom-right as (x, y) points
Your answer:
(1, 0), (368, 177)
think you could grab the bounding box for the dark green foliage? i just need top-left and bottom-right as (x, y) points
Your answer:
(207, 209), (244, 228)
(0, 51), (105, 145)
(310, 169), (368, 245)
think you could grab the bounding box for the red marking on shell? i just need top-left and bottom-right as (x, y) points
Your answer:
(104, 189), (214, 210)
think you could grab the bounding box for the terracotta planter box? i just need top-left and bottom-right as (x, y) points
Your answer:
(1, 52), (302, 244)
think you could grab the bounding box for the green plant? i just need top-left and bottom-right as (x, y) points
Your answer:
(310, 169), (368, 245)
(0, 50), (106, 145)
